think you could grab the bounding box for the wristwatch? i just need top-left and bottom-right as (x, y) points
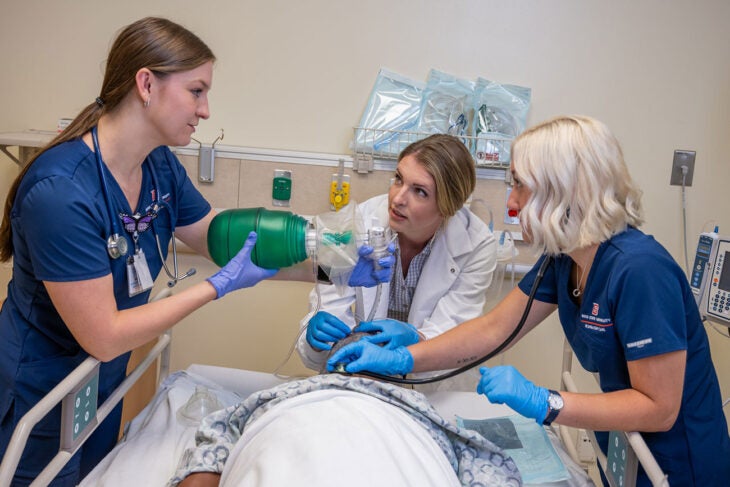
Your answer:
(543, 390), (564, 426)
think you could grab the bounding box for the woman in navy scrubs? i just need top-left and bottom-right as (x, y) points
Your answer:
(328, 115), (730, 486)
(0, 17), (280, 485)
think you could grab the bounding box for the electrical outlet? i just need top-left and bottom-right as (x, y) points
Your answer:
(669, 150), (696, 186)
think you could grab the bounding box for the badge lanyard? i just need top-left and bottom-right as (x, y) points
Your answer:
(92, 126), (158, 297)
(92, 126), (196, 296)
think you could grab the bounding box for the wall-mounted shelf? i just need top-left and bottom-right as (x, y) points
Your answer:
(0, 129), (509, 182)
(352, 126), (513, 170)
(0, 130), (56, 166)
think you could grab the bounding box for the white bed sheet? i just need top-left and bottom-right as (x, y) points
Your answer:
(217, 388), (461, 487)
(82, 366), (594, 487)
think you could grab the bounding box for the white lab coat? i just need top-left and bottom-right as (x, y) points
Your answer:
(296, 194), (497, 373)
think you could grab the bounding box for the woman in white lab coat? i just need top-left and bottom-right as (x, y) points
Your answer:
(297, 134), (497, 378)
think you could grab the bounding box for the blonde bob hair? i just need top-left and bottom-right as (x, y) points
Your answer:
(511, 115), (643, 255)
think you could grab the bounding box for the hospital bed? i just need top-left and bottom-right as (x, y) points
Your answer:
(0, 300), (664, 487)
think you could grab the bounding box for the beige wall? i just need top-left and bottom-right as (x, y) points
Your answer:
(0, 0), (728, 426)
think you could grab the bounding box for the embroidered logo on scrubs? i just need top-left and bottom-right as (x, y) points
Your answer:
(627, 338), (653, 349)
(580, 302), (613, 332)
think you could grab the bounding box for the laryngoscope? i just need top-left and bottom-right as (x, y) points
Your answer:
(356, 254), (554, 385)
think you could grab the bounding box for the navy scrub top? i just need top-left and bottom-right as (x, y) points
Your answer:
(0, 137), (210, 484)
(519, 227), (730, 486)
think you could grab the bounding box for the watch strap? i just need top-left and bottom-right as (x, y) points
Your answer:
(543, 389), (563, 426)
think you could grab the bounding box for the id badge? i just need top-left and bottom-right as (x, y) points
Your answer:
(127, 249), (154, 297)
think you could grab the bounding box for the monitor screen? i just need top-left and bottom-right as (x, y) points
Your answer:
(718, 251), (730, 292)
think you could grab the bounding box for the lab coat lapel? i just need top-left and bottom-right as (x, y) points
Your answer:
(408, 215), (471, 324)
(408, 243), (457, 325)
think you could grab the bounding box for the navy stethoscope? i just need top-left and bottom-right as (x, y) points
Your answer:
(92, 126), (195, 287)
(358, 254), (554, 385)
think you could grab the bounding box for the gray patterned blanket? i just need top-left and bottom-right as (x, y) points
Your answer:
(169, 374), (522, 486)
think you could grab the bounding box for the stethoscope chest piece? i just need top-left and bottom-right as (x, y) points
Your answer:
(107, 233), (128, 259)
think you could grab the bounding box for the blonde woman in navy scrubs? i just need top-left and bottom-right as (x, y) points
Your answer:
(328, 115), (730, 486)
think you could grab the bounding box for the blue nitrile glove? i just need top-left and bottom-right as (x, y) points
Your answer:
(355, 319), (420, 349)
(326, 341), (413, 376)
(207, 232), (278, 299)
(348, 242), (396, 287)
(306, 311), (352, 351)
(477, 365), (550, 424)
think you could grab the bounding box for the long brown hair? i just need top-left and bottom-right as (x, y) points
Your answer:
(0, 17), (215, 262)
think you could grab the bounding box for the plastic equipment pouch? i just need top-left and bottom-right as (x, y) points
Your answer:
(472, 77), (531, 165)
(355, 68), (425, 156)
(417, 69), (476, 139)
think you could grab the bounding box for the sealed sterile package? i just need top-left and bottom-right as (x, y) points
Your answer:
(417, 69), (475, 139)
(354, 68), (425, 157)
(314, 201), (362, 295)
(472, 78), (531, 165)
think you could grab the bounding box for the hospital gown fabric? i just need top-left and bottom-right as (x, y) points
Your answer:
(168, 374), (522, 486)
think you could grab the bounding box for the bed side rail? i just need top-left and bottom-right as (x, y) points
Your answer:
(559, 340), (669, 487)
(0, 333), (171, 487)
(0, 289), (173, 487)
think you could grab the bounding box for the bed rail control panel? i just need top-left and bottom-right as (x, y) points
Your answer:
(60, 362), (100, 451)
(606, 431), (638, 487)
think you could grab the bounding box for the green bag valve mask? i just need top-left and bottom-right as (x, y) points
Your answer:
(207, 204), (365, 287)
(207, 207), (315, 269)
